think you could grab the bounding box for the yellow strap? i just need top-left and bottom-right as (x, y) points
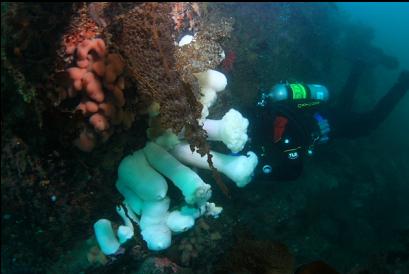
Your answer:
(290, 84), (307, 99)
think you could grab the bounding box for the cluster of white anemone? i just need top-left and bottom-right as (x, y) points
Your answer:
(93, 36), (258, 254)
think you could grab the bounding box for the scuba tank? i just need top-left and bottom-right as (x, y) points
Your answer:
(256, 82), (331, 158)
(258, 82), (329, 109)
(269, 83), (329, 101)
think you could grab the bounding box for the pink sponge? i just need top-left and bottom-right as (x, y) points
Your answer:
(67, 67), (87, 92)
(83, 72), (105, 103)
(77, 100), (99, 116)
(66, 38), (128, 152)
(77, 39), (106, 68)
(85, 101), (99, 113)
(90, 113), (109, 132)
(99, 102), (115, 118)
(92, 60), (106, 77)
(105, 54), (124, 84)
(107, 84), (125, 107)
(74, 129), (96, 152)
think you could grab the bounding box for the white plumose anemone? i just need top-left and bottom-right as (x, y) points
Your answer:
(143, 142), (212, 205)
(170, 142), (258, 188)
(203, 108), (249, 153)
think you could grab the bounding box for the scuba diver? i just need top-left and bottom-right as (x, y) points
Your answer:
(249, 54), (409, 181)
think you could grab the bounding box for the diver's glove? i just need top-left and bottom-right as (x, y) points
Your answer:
(314, 113), (330, 144)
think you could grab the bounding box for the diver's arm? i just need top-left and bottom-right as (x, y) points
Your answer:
(335, 61), (366, 111)
(336, 47), (399, 111)
(369, 70), (409, 125)
(329, 70), (409, 139)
